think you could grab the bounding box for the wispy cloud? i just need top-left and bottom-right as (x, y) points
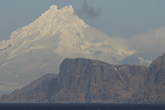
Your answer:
(119, 27), (165, 66)
(76, 0), (101, 18)
(128, 27), (165, 60)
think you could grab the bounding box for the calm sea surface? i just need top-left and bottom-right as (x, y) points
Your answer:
(0, 103), (164, 110)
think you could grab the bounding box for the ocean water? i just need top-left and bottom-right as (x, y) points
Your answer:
(0, 103), (164, 110)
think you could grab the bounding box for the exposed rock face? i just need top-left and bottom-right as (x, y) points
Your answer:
(2, 54), (165, 103)
(145, 53), (165, 103)
(0, 58), (147, 103)
(53, 58), (147, 103)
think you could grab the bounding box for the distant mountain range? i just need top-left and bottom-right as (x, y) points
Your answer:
(1, 53), (165, 103)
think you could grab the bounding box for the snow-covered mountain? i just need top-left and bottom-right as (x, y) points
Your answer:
(0, 5), (134, 95)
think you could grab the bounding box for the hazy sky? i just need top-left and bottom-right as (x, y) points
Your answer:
(1, 0), (165, 40)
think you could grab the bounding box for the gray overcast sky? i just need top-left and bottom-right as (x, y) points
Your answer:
(0, 0), (165, 40)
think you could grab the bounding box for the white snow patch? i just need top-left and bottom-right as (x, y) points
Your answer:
(138, 57), (152, 66)
(0, 5), (135, 94)
(114, 67), (118, 71)
(119, 66), (127, 70)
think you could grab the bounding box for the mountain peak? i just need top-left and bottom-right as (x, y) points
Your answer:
(48, 5), (74, 13)
(49, 5), (58, 10)
(42, 5), (74, 17)
(9, 4), (87, 42)
(0, 5), (134, 95)
(61, 5), (74, 13)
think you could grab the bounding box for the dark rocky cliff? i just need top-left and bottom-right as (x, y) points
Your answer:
(145, 53), (165, 103)
(0, 58), (148, 103)
(53, 58), (147, 103)
(2, 53), (165, 103)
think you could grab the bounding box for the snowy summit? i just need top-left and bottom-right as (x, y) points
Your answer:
(0, 5), (134, 95)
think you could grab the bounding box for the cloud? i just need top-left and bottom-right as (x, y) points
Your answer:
(76, 0), (101, 18)
(128, 27), (165, 60)
(0, 82), (21, 95)
(120, 54), (151, 66)
(138, 57), (152, 66)
(120, 27), (165, 66)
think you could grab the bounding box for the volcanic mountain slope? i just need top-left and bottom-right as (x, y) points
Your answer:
(0, 5), (134, 94)
(0, 58), (147, 103)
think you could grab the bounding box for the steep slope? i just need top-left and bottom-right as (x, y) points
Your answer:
(145, 53), (165, 103)
(0, 58), (147, 103)
(0, 74), (58, 103)
(52, 58), (147, 103)
(0, 5), (134, 94)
